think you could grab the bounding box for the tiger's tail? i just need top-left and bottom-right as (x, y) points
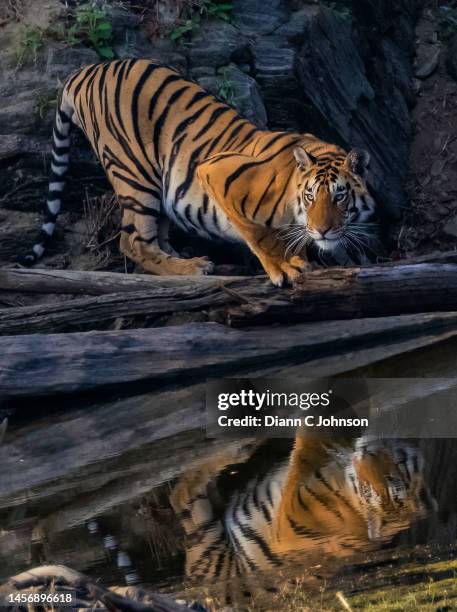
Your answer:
(20, 90), (74, 266)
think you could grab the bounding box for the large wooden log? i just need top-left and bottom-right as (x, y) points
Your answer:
(2, 263), (457, 334)
(2, 313), (457, 398)
(1, 329), (457, 516)
(228, 263), (457, 326)
(0, 284), (245, 335)
(2, 250), (457, 295)
(0, 267), (247, 295)
(0, 565), (191, 611)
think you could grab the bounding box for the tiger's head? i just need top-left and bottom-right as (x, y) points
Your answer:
(292, 146), (376, 255)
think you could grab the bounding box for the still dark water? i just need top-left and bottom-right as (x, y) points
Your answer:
(2, 423), (457, 611)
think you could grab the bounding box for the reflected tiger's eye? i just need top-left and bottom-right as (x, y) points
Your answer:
(305, 193), (314, 203)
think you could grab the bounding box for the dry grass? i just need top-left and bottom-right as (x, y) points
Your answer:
(0, 0), (25, 24)
(82, 192), (120, 252)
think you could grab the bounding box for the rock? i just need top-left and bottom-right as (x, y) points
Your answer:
(107, 6), (142, 37)
(232, 0), (289, 34)
(415, 45), (441, 79)
(218, 64), (268, 128)
(46, 45), (100, 81)
(251, 28), (307, 131)
(190, 66), (216, 79)
(289, 2), (419, 220)
(188, 20), (248, 68)
(196, 75), (220, 96)
(443, 214), (457, 238)
(0, 135), (44, 160)
(446, 33), (457, 81)
(197, 65), (267, 128)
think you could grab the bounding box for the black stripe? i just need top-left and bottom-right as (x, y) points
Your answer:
(221, 121), (246, 150)
(51, 160), (68, 168)
(202, 194), (209, 214)
(185, 90), (209, 110)
(111, 59), (123, 77)
(131, 63), (162, 170)
(236, 127), (259, 151)
(172, 102), (213, 141)
(192, 106), (231, 141)
(134, 234), (158, 244)
(53, 125), (68, 141)
(58, 108), (71, 124)
(147, 73), (182, 119)
(125, 58), (139, 79)
(257, 132), (288, 155)
(175, 138), (212, 202)
(114, 60), (129, 137)
(49, 170), (67, 182)
(112, 171), (161, 196)
(252, 174), (276, 218)
(223, 141), (295, 198)
(153, 85), (190, 160)
(47, 190), (64, 200)
(123, 203), (160, 218)
(235, 521), (282, 567)
(52, 146), (70, 156)
(97, 62), (111, 112)
(240, 194), (248, 216)
(72, 64), (98, 99)
(106, 118), (162, 190)
(265, 168), (294, 226)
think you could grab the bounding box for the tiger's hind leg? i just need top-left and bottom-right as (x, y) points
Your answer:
(157, 215), (179, 257)
(117, 193), (213, 276)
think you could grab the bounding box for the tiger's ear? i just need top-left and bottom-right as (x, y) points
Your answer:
(293, 147), (317, 171)
(344, 148), (370, 177)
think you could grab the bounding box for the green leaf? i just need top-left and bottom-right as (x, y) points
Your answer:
(96, 22), (112, 32)
(98, 46), (115, 58)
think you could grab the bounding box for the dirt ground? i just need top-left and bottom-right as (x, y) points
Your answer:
(398, 1), (457, 258)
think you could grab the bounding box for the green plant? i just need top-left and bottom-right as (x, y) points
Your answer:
(217, 69), (235, 106)
(67, 3), (114, 59)
(439, 7), (457, 41)
(170, 12), (200, 41)
(34, 92), (57, 120)
(16, 25), (45, 67)
(170, 0), (233, 41)
(328, 1), (352, 23)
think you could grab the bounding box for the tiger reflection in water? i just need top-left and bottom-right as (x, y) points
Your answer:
(170, 435), (436, 606)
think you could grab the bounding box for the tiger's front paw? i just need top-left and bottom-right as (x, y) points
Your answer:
(280, 255), (309, 284)
(264, 261), (286, 287)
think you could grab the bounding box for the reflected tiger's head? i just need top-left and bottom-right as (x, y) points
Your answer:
(292, 146), (376, 253)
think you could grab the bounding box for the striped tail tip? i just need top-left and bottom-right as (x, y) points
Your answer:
(18, 243), (46, 267)
(18, 254), (38, 267)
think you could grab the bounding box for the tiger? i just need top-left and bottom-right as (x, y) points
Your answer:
(170, 435), (436, 608)
(21, 59), (377, 286)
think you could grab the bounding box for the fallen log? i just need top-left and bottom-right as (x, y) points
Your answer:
(2, 313), (457, 398)
(2, 250), (457, 295)
(0, 267), (247, 295)
(2, 322), (457, 504)
(0, 565), (191, 611)
(229, 263), (457, 326)
(2, 263), (457, 334)
(0, 283), (247, 335)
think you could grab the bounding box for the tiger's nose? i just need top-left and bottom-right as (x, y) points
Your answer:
(315, 226), (332, 239)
